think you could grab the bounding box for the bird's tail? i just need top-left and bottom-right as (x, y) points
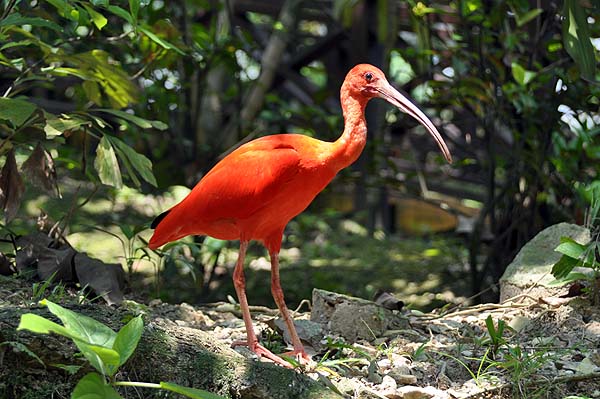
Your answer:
(148, 208), (185, 250)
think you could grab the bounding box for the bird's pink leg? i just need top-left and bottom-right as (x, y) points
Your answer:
(231, 241), (293, 367)
(269, 251), (311, 364)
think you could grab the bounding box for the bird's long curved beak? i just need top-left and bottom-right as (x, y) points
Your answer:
(377, 82), (452, 164)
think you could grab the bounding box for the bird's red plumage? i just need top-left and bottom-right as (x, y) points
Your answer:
(149, 134), (340, 252)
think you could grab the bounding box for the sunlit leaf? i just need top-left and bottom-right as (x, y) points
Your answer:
(94, 136), (123, 188)
(511, 62), (536, 86)
(112, 316), (143, 367)
(82, 80), (102, 105)
(44, 113), (91, 137)
(82, 4), (107, 30)
(72, 372), (123, 399)
(107, 135), (157, 187)
(555, 237), (586, 260)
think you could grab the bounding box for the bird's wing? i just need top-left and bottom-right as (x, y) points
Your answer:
(183, 138), (302, 222)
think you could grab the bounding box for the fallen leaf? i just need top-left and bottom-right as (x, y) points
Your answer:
(37, 246), (76, 281)
(21, 143), (60, 197)
(0, 148), (25, 223)
(74, 253), (125, 305)
(15, 233), (54, 271)
(374, 290), (405, 311)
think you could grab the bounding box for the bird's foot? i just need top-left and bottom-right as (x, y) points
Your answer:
(232, 340), (312, 368)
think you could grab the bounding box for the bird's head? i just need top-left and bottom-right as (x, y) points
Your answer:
(343, 64), (452, 164)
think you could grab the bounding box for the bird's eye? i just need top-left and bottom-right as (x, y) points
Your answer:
(365, 72), (373, 82)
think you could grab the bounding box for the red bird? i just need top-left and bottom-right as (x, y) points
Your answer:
(149, 64), (452, 367)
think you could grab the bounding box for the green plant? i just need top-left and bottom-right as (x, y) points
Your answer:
(17, 299), (224, 399)
(481, 315), (508, 360)
(551, 182), (600, 304)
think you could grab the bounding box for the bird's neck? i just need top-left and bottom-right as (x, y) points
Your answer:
(330, 88), (368, 171)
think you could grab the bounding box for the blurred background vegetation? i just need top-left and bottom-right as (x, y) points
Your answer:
(0, 0), (599, 310)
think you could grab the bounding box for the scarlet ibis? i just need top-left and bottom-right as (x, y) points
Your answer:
(149, 64), (452, 367)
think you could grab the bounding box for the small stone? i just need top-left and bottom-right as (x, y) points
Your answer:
(397, 385), (448, 399)
(380, 375), (398, 391)
(149, 298), (162, 306)
(378, 358), (392, 369)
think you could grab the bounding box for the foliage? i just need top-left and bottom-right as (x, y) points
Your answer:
(17, 299), (223, 399)
(0, 0), (173, 226)
(409, 0), (600, 296)
(551, 182), (600, 303)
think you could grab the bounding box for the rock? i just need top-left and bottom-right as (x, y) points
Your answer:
(499, 223), (591, 302)
(397, 385), (449, 399)
(311, 289), (408, 342)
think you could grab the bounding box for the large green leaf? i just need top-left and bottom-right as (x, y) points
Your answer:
(17, 313), (84, 341)
(43, 300), (116, 347)
(159, 382), (226, 399)
(562, 0), (596, 81)
(107, 136), (157, 187)
(0, 97), (37, 128)
(94, 136), (123, 188)
(72, 372), (123, 399)
(112, 316), (143, 367)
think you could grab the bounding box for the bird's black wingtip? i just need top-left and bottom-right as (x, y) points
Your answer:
(151, 209), (171, 229)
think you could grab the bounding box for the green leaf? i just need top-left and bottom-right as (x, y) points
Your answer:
(139, 26), (185, 55)
(94, 136), (123, 188)
(129, 0), (140, 23)
(159, 382), (226, 399)
(547, 272), (590, 287)
(113, 316), (143, 367)
(106, 5), (133, 24)
(82, 4), (107, 30)
(555, 237), (586, 259)
(0, 12), (63, 32)
(72, 372), (123, 399)
(17, 313), (84, 342)
(74, 341), (121, 376)
(44, 113), (91, 137)
(82, 80), (102, 105)
(43, 300), (117, 347)
(96, 109), (168, 130)
(562, 0), (596, 81)
(107, 136), (157, 187)
(551, 254), (579, 279)
(0, 97), (37, 128)
(511, 62), (536, 86)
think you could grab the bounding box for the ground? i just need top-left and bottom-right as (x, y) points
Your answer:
(2, 273), (599, 399)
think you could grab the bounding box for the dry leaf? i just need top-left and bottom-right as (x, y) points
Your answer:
(0, 148), (25, 223)
(21, 142), (60, 197)
(37, 246), (76, 281)
(15, 233), (54, 271)
(74, 253), (125, 305)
